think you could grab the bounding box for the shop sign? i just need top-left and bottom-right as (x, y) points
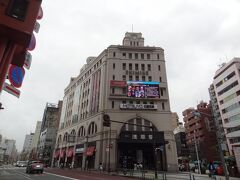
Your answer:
(75, 148), (84, 154)
(110, 80), (126, 87)
(120, 103), (157, 110)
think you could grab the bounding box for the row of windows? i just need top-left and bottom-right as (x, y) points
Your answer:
(220, 90), (240, 105)
(224, 113), (240, 124)
(229, 137), (240, 144)
(113, 52), (159, 60)
(66, 59), (102, 95)
(120, 63), (161, 71)
(113, 75), (155, 82)
(215, 71), (236, 88)
(218, 81), (238, 96)
(227, 126), (240, 134)
(222, 101), (240, 114)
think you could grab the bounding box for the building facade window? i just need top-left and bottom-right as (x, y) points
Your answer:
(158, 65), (161, 71)
(135, 53), (138, 59)
(129, 53), (132, 59)
(112, 101), (114, 109)
(162, 102), (165, 110)
(113, 63), (115, 69)
(135, 64), (139, 70)
(142, 76), (145, 81)
(141, 54), (144, 59)
(147, 54), (150, 59)
(129, 63), (132, 70)
(141, 64), (145, 71)
(218, 81), (238, 96)
(129, 75), (133, 81)
(123, 63), (126, 70)
(147, 64), (151, 71)
(113, 75), (115, 80)
(148, 76), (152, 81)
(122, 75), (126, 81)
(136, 76), (139, 81)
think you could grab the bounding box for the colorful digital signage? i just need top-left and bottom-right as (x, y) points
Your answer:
(127, 81), (160, 98)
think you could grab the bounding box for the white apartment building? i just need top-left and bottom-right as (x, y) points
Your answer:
(31, 121), (42, 150)
(213, 57), (240, 172)
(22, 133), (34, 153)
(54, 32), (178, 172)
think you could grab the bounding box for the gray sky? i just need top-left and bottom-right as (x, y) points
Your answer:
(0, 0), (240, 151)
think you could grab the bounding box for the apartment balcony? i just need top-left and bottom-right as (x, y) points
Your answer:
(224, 121), (240, 128)
(226, 129), (240, 138)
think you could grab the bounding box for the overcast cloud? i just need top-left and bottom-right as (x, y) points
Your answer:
(0, 0), (240, 151)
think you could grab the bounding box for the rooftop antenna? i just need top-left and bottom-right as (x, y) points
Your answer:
(132, 24), (133, 32)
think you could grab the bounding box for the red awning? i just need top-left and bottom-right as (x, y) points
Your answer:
(60, 149), (66, 158)
(86, 146), (95, 156)
(54, 150), (60, 158)
(67, 147), (75, 157)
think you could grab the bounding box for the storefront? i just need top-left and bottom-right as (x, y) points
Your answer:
(66, 146), (74, 167)
(75, 144), (84, 168)
(85, 142), (96, 169)
(53, 149), (60, 167)
(59, 148), (66, 166)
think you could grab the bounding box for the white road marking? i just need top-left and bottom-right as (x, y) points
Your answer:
(45, 172), (79, 180)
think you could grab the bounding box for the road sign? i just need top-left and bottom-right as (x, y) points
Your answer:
(3, 83), (20, 98)
(37, 6), (43, 19)
(34, 21), (40, 33)
(27, 34), (36, 51)
(24, 52), (32, 70)
(8, 65), (25, 88)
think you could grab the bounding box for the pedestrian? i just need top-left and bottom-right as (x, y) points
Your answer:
(99, 163), (103, 173)
(208, 162), (215, 178)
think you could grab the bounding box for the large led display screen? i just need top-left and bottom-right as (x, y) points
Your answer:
(127, 81), (160, 98)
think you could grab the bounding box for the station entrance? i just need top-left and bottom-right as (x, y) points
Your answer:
(117, 118), (167, 171)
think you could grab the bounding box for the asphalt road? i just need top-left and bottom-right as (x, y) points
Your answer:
(0, 167), (72, 180)
(0, 166), (136, 180)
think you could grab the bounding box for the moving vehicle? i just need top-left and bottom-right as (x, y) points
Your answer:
(26, 161), (44, 174)
(16, 161), (28, 167)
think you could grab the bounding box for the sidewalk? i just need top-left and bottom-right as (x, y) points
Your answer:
(45, 168), (240, 180)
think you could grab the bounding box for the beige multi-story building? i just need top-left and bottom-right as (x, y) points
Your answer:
(54, 32), (178, 172)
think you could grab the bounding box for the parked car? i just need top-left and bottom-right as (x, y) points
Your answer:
(26, 161), (44, 174)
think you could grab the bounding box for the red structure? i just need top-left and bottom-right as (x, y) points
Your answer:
(183, 101), (220, 163)
(0, 0), (42, 93)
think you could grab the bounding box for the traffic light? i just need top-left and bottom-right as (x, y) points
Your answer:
(0, 102), (4, 110)
(103, 114), (111, 127)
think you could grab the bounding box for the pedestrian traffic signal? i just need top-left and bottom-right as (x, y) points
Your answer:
(103, 114), (110, 127)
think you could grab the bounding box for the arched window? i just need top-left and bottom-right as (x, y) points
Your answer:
(69, 129), (76, 142)
(63, 132), (68, 142)
(57, 135), (62, 144)
(78, 126), (85, 137)
(88, 122), (97, 135)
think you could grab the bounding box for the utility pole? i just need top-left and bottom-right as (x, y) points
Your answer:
(193, 131), (201, 174)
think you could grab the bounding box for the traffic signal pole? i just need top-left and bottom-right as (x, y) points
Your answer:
(0, 39), (16, 93)
(108, 124), (111, 173)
